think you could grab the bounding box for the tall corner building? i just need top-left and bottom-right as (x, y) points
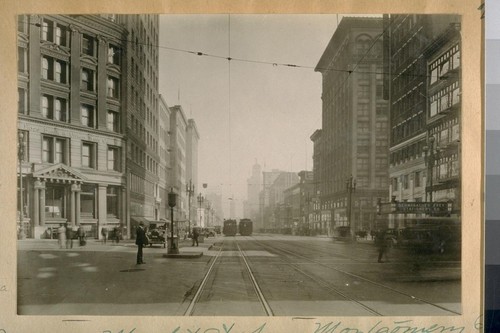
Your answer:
(16, 14), (161, 239)
(17, 14), (130, 239)
(384, 14), (461, 227)
(314, 17), (389, 237)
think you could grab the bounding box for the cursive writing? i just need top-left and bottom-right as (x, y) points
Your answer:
(313, 320), (471, 333)
(172, 323), (266, 333)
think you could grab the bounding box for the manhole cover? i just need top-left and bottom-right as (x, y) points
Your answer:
(119, 268), (146, 272)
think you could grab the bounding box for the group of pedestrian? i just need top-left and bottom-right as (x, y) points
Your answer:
(57, 223), (86, 248)
(101, 226), (122, 244)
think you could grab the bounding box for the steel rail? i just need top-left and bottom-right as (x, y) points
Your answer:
(236, 243), (274, 316)
(252, 237), (461, 316)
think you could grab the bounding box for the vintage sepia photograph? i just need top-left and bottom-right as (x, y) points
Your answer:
(13, 12), (467, 318)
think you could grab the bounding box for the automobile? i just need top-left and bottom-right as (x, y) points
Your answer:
(146, 222), (167, 248)
(202, 227), (216, 237)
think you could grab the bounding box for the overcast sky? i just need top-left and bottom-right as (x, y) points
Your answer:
(158, 14), (344, 217)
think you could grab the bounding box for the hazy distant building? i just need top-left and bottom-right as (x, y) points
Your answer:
(244, 161), (262, 226)
(315, 17), (389, 237)
(158, 95), (172, 221)
(268, 172), (300, 231)
(17, 14), (129, 239)
(260, 169), (282, 230)
(185, 118), (200, 226)
(169, 105), (188, 222)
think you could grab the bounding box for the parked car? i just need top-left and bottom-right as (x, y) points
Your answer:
(202, 227), (216, 237)
(147, 222), (166, 248)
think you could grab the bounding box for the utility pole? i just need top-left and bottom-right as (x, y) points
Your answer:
(346, 175), (356, 241)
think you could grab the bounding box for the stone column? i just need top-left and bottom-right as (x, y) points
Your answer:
(98, 184), (107, 239)
(75, 184), (81, 226)
(39, 181), (46, 226)
(70, 184), (78, 227)
(33, 181), (41, 226)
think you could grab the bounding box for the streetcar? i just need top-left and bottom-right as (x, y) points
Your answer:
(223, 219), (237, 236)
(238, 218), (253, 236)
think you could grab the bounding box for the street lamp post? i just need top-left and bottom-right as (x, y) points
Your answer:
(423, 136), (438, 205)
(167, 188), (179, 254)
(197, 193), (204, 227)
(346, 175), (356, 241)
(18, 131), (25, 239)
(186, 180), (195, 236)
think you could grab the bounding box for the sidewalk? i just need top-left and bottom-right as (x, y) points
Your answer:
(17, 235), (219, 257)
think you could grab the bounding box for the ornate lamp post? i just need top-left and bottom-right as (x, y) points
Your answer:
(186, 180), (195, 236)
(18, 131), (26, 239)
(197, 193), (204, 227)
(167, 188), (179, 254)
(346, 175), (356, 241)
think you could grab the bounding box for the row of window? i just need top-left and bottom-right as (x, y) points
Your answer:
(391, 111), (426, 144)
(429, 81), (460, 117)
(130, 142), (158, 176)
(392, 171), (423, 191)
(429, 45), (460, 85)
(390, 140), (426, 166)
(39, 134), (121, 171)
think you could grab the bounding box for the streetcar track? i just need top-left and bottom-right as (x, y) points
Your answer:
(251, 236), (461, 316)
(184, 239), (274, 316)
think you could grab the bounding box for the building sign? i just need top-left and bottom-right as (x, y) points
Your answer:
(378, 201), (452, 214)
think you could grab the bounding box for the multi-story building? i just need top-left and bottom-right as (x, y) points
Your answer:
(283, 171), (314, 235)
(315, 17), (389, 237)
(185, 118), (200, 227)
(424, 24), (461, 215)
(244, 161), (262, 226)
(310, 129), (324, 233)
(268, 171), (299, 231)
(117, 14), (161, 238)
(260, 169), (282, 231)
(384, 14), (460, 227)
(169, 105), (188, 222)
(158, 95), (172, 221)
(17, 15), (128, 239)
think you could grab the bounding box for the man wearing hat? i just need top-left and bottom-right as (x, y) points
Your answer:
(135, 221), (148, 264)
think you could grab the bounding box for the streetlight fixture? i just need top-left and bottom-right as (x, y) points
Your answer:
(167, 188), (179, 254)
(346, 175), (356, 241)
(186, 180), (195, 236)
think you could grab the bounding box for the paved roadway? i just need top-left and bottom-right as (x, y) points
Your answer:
(17, 234), (461, 316)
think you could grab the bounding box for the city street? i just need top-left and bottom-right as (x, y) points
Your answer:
(17, 233), (461, 316)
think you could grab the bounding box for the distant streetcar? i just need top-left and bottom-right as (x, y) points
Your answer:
(223, 219), (237, 236)
(239, 218), (253, 236)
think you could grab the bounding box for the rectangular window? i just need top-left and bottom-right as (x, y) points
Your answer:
(414, 171), (421, 187)
(41, 95), (52, 118)
(81, 68), (95, 91)
(82, 35), (95, 56)
(81, 142), (96, 169)
(41, 19), (53, 41)
(18, 88), (27, 114)
(107, 110), (120, 132)
(18, 47), (27, 73)
(80, 185), (96, 218)
(107, 146), (121, 171)
(45, 186), (65, 219)
(81, 104), (95, 128)
(55, 25), (68, 46)
(41, 57), (52, 80)
(108, 45), (120, 65)
(403, 174), (409, 190)
(107, 186), (119, 218)
(107, 77), (120, 98)
(54, 60), (67, 84)
(54, 99), (67, 122)
(42, 136), (68, 164)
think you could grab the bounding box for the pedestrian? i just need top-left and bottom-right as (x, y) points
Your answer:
(101, 227), (108, 244)
(65, 223), (73, 249)
(57, 223), (66, 249)
(375, 229), (388, 263)
(192, 227), (199, 247)
(135, 222), (148, 264)
(113, 227), (119, 243)
(77, 225), (86, 246)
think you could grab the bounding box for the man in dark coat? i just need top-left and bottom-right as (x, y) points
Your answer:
(192, 227), (199, 247)
(136, 222), (148, 264)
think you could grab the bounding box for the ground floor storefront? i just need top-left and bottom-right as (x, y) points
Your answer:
(17, 163), (126, 240)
